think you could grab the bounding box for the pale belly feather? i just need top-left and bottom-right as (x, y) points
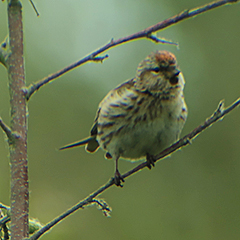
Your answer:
(104, 100), (185, 160)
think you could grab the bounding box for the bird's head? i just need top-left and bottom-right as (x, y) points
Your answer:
(134, 50), (185, 96)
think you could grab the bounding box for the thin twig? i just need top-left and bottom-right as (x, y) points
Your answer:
(29, 0), (39, 16)
(0, 117), (21, 143)
(91, 54), (109, 62)
(0, 117), (13, 141)
(146, 34), (178, 45)
(91, 199), (112, 217)
(29, 181), (114, 240)
(29, 97), (240, 240)
(25, 0), (239, 100)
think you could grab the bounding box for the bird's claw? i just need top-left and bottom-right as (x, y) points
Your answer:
(114, 170), (125, 187)
(146, 153), (155, 170)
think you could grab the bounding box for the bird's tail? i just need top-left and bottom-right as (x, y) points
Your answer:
(59, 137), (93, 150)
(59, 136), (99, 152)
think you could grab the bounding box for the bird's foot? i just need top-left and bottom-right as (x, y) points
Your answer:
(146, 153), (155, 170)
(114, 170), (125, 187)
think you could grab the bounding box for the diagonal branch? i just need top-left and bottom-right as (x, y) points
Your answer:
(29, 0), (39, 16)
(0, 116), (20, 143)
(0, 117), (13, 140)
(28, 97), (240, 240)
(25, 0), (239, 100)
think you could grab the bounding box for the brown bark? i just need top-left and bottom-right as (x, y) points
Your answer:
(7, 1), (29, 239)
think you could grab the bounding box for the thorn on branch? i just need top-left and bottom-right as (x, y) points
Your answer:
(91, 54), (109, 63)
(110, 38), (114, 44)
(147, 34), (179, 46)
(179, 9), (190, 18)
(216, 100), (225, 114)
(209, 100), (225, 120)
(92, 199), (112, 217)
(185, 137), (192, 145)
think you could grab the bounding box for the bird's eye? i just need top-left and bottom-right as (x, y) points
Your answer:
(159, 61), (169, 68)
(151, 67), (160, 73)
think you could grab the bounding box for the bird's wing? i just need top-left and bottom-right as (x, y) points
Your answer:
(97, 78), (138, 121)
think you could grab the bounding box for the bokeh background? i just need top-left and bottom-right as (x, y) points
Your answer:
(0, 0), (240, 239)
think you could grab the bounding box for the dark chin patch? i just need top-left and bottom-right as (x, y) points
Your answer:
(169, 75), (179, 85)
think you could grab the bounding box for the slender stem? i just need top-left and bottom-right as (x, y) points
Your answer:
(29, 0), (39, 16)
(7, 0), (29, 239)
(0, 117), (13, 141)
(26, 0), (239, 100)
(29, 98), (240, 240)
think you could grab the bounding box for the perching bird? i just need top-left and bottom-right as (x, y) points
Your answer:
(60, 50), (187, 186)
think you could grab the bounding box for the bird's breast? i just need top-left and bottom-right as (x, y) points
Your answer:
(97, 93), (187, 160)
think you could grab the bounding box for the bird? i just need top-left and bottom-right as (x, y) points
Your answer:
(60, 50), (187, 187)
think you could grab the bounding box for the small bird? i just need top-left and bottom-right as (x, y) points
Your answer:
(60, 50), (187, 186)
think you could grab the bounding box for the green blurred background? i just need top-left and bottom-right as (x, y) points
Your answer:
(0, 1), (240, 239)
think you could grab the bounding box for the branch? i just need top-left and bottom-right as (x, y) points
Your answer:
(124, 98), (240, 177)
(7, 1), (29, 239)
(28, 97), (240, 240)
(0, 117), (13, 140)
(25, 0), (239, 100)
(146, 34), (178, 45)
(29, 0), (39, 16)
(0, 117), (21, 144)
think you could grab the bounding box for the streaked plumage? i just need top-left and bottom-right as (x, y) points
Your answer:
(60, 50), (187, 186)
